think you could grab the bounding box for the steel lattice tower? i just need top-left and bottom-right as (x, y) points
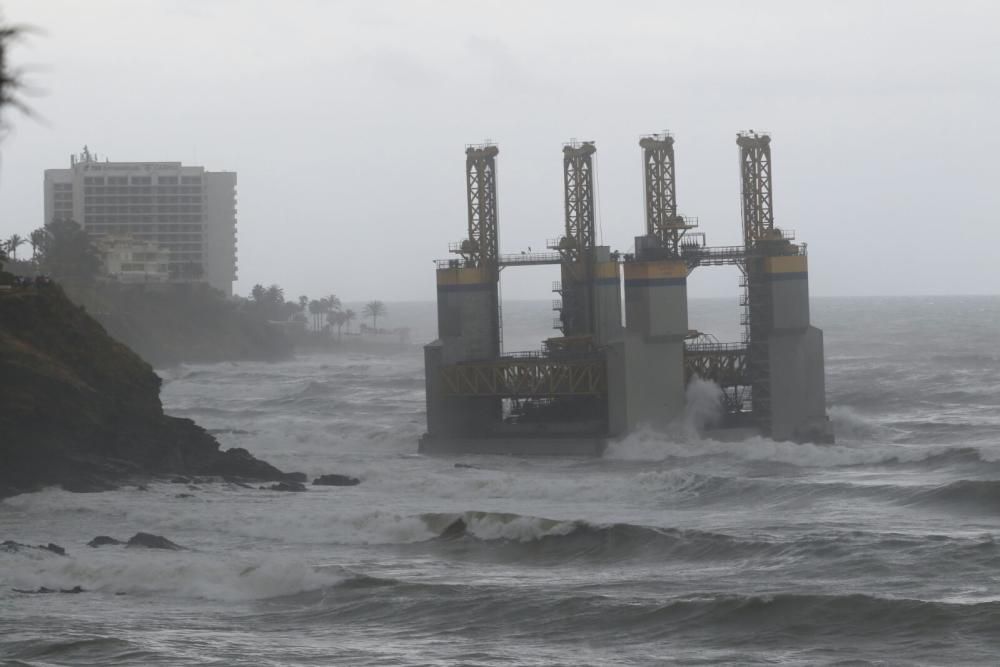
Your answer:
(562, 142), (597, 262)
(639, 134), (683, 253)
(737, 132), (776, 432)
(737, 132), (774, 248)
(464, 144), (500, 268)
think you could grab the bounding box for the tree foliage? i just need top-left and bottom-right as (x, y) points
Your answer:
(34, 220), (102, 284)
(0, 20), (34, 131)
(247, 282), (298, 322)
(363, 300), (387, 330)
(5, 233), (24, 259)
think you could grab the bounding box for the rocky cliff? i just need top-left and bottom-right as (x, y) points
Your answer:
(0, 280), (289, 498)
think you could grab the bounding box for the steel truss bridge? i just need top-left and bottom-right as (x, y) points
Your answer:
(440, 357), (605, 398)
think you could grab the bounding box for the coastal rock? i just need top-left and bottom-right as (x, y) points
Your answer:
(312, 474), (361, 487)
(87, 536), (123, 548)
(41, 543), (66, 556)
(125, 532), (182, 550)
(204, 447), (287, 482)
(0, 541), (17, 553)
(1, 540), (68, 555)
(264, 481), (307, 492)
(0, 284), (291, 499)
(13, 586), (85, 594)
(284, 471), (308, 483)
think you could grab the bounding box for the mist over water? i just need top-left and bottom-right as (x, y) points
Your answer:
(3, 296), (1000, 665)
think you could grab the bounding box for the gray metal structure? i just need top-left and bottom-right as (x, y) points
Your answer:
(420, 132), (832, 457)
(461, 144), (500, 269)
(639, 133), (701, 256)
(560, 142), (597, 262)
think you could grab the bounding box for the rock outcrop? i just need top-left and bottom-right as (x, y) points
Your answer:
(312, 474), (361, 487)
(0, 282), (290, 499)
(87, 536), (123, 548)
(264, 481), (307, 492)
(125, 532), (182, 550)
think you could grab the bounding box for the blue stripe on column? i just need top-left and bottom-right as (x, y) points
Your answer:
(624, 277), (687, 288)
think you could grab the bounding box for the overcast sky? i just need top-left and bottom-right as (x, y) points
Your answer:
(0, 0), (997, 301)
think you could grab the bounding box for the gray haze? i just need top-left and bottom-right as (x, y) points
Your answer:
(0, 0), (997, 301)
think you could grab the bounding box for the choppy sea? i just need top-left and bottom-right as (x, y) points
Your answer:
(3, 296), (1000, 665)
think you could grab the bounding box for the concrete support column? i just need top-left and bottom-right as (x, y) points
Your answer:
(423, 266), (502, 440)
(759, 255), (832, 442)
(615, 259), (690, 430)
(592, 259), (622, 346)
(434, 266), (499, 364)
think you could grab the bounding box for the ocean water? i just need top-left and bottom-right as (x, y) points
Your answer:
(3, 296), (1000, 665)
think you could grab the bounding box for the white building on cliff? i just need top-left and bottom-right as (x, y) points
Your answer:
(43, 148), (238, 295)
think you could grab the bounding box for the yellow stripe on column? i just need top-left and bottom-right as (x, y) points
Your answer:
(594, 262), (620, 280)
(623, 260), (689, 281)
(763, 255), (808, 274)
(436, 267), (494, 286)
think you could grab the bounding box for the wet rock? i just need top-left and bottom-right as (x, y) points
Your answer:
(223, 477), (253, 489)
(2, 540), (68, 555)
(207, 447), (287, 482)
(13, 586), (85, 594)
(126, 532), (182, 550)
(439, 517), (468, 540)
(175, 493), (194, 499)
(284, 471), (308, 483)
(312, 474), (360, 487)
(0, 285), (293, 502)
(263, 481), (307, 492)
(170, 476), (191, 484)
(133, 484), (149, 491)
(13, 586), (55, 594)
(88, 536), (123, 548)
(454, 463), (480, 470)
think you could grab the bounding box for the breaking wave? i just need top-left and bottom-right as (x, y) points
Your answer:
(273, 577), (1000, 651)
(0, 548), (341, 602)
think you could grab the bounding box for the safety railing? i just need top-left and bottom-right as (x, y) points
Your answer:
(498, 251), (563, 266)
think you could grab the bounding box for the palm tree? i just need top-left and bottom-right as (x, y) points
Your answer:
(326, 293), (342, 312)
(318, 297), (334, 335)
(29, 228), (44, 260)
(0, 22), (34, 129)
(6, 233), (24, 260)
(308, 299), (323, 330)
(343, 308), (356, 334)
(363, 300), (386, 331)
(328, 310), (348, 340)
(0, 23), (33, 268)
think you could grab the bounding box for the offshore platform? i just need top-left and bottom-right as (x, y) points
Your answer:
(420, 132), (833, 456)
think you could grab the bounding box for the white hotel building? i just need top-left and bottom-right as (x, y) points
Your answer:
(43, 149), (238, 295)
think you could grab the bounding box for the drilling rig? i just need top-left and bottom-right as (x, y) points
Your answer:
(420, 132), (832, 456)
